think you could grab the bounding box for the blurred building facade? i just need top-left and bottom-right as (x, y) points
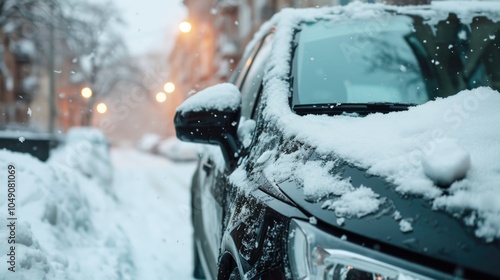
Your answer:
(0, 21), (38, 130)
(0, 1), (133, 136)
(53, 41), (88, 131)
(0, 14), (90, 134)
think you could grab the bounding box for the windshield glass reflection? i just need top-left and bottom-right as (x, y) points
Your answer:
(293, 14), (500, 106)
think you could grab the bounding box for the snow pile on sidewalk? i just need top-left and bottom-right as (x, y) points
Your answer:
(0, 143), (128, 279)
(110, 149), (196, 279)
(63, 127), (113, 187)
(0, 129), (196, 279)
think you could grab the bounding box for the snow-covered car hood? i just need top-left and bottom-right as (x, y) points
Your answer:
(275, 157), (500, 278)
(232, 2), (500, 241)
(223, 2), (500, 277)
(240, 87), (500, 251)
(229, 86), (500, 277)
(236, 87), (500, 276)
(259, 87), (500, 236)
(233, 94), (500, 273)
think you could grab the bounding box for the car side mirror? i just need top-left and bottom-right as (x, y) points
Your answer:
(174, 83), (241, 169)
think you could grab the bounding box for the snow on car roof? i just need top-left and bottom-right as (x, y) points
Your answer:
(231, 2), (500, 241)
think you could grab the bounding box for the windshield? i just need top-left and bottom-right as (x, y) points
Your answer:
(292, 14), (500, 107)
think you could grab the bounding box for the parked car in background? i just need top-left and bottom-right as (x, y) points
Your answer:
(137, 134), (199, 162)
(137, 133), (162, 154)
(175, 2), (500, 279)
(157, 137), (199, 162)
(0, 130), (57, 161)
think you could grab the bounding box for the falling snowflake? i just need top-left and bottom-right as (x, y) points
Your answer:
(19, 137), (25, 143)
(458, 30), (467, 40)
(27, 108), (32, 116)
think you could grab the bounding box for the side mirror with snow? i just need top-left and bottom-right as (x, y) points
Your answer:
(174, 83), (241, 168)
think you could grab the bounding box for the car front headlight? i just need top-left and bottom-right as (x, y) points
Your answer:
(288, 219), (442, 280)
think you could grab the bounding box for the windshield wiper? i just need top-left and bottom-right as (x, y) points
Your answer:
(293, 102), (416, 116)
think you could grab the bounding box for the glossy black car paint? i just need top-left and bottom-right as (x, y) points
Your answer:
(175, 9), (500, 280)
(278, 153), (500, 279)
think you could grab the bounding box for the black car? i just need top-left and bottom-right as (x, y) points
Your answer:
(175, 2), (500, 280)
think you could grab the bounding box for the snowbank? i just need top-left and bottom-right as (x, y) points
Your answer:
(0, 145), (130, 279)
(0, 132), (196, 279)
(60, 127), (113, 187)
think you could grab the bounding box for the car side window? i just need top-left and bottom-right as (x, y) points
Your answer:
(239, 34), (273, 120)
(230, 38), (264, 87)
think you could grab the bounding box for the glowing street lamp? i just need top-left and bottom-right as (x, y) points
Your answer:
(81, 87), (92, 99)
(96, 102), (107, 114)
(179, 21), (192, 33)
(164, 82), (175, 93)
(156, 92), (167, 103)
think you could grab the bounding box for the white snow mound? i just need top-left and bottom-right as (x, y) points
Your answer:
(422, 139), (471, 186)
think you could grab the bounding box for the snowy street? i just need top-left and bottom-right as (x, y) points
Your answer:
(108, 149), (196, 279)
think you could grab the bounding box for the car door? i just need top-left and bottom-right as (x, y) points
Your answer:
(198, 33), (274, 277)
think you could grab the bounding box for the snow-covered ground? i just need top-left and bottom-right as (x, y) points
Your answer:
(109, 149), (196, 279)
(0, 143), (196, 279)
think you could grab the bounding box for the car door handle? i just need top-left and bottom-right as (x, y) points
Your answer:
(203, 159), (214, 174)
